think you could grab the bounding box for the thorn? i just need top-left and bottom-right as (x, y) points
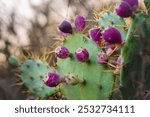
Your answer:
(48, 55), (52, 64)
(14, 78), (21, 82)
(53, 60), (57, 67)
(107, 44), (121, 56)
(45, 54), (50, 61)
(52, 60), (56, 67)
(9, 82), (23, 87)
(22, 89), (32, 94)
(107, 62), (117, 69)
(81, 25), (89, 34)
(85, 20), (97, 22)
(14, 73), (21, 78)
(16, 82), (24, 86)
(100, 38), (105, 47)
(11, 67), (20, 72)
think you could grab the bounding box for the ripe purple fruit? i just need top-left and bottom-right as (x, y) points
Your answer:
(116, 56), (122, 67)
(44, 72), (60, 87)
(116, 1), (132, 18)
(58, 20), (73, 34)
(96, 51), (108, 64)
(55, 46), (71, 59)
(102, 26), (123, 44)
(123, 0), (138, 10)
(89, 28), (102, 45)
(75, 47), (89, 62)
(74, 15), (86, 32)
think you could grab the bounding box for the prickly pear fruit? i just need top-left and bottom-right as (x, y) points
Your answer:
(116, 1), (132, 18)
(102, 26), (123, 44)
(89, 28), (102, 46)
(74, 15), (86, 32)
(75, 47), (89, 62)
(58, 20), (73, 34)
(55, 46), (71, 59)
(123, 0), (138, 10)
(44, 72), (60, 87)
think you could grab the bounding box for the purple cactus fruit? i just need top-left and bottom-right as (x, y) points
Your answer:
(58, 20), (73, 34)
(44, 72), (60, 87)
(55, 46), (71, 59)
(74, 15), (86, 32)
(75, 47), (89, 62)
(96, 51), (108, 64)
(116, 1), (132, 18)
(102, 26), (123, 44)
(116, 56), (122, 67)
(123, 0), (138, 10)
(89, 28), (102, 45)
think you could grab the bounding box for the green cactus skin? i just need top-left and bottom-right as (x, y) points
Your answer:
(9, 55), (20, 67)
(57, 34), (115, 100)
(145, 0), (150, 14)
(20, 58), (57, 98)
(121, 13), (150, 99)
(98, 12), (127, 39)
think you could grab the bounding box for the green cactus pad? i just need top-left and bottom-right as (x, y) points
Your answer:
(98, 12), (127, 39)
(121, 13), (150, 99)
(57, 34), (115, 100)
(145, 0), (150, 14)
(9, 55), (20, 67)
(21, 58), (57, 98)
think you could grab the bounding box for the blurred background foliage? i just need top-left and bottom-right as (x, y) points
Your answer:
(0, 0), (145, 99)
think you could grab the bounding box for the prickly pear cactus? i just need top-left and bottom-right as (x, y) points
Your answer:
(121, 12), (150, 99)
(57, 34), (115, 100)
(9, 0), (150, 100)
(9, 56), (57, 99)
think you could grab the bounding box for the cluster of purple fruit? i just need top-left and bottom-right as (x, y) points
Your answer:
(59, 18), (122, 65)
(44, 0), (139, 88)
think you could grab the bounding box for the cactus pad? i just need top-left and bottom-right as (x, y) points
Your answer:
(121, 13), (150, 99)
(20, 58), (57, 98)
(57, 34), (115, 100)
(9, 55), (20, 67)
